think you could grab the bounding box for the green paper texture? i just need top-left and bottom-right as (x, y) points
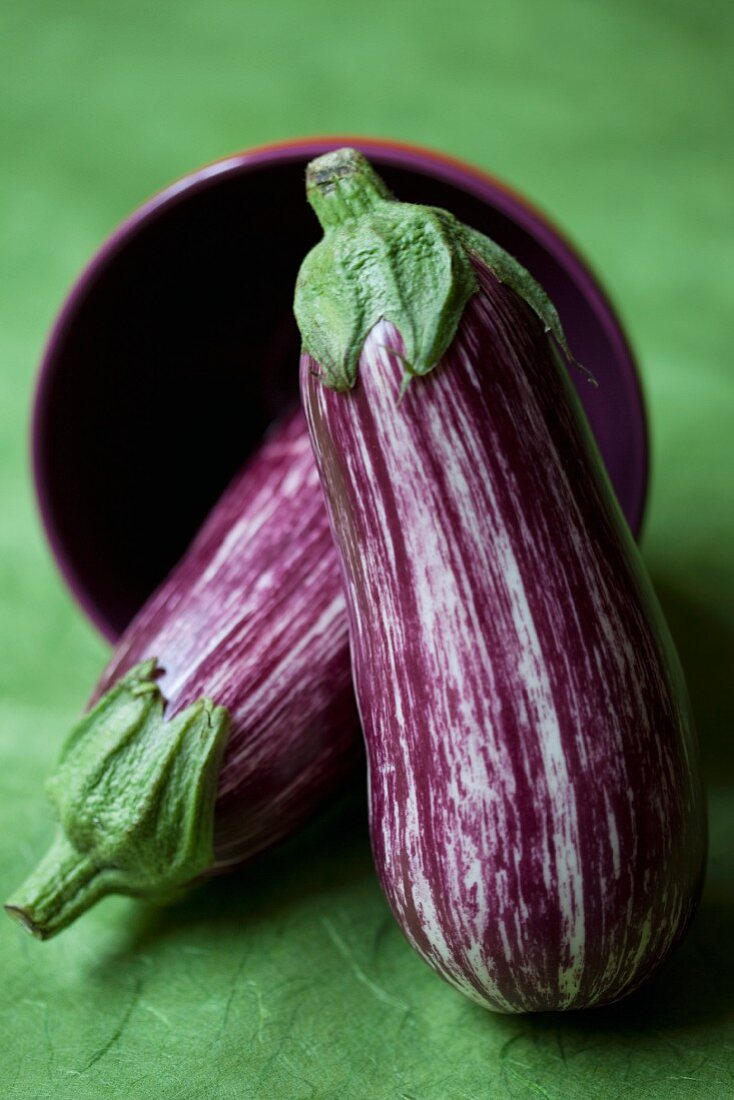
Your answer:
(0, 1), (732, 1096)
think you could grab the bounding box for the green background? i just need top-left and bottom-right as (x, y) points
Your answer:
(1, 1), (733, 1096)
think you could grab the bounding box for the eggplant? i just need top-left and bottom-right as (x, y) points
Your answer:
(6, 409), (358, 939)
(295, 148), (706, 1012)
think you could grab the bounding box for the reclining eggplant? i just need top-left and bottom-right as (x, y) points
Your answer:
(6, 409), (358, 939)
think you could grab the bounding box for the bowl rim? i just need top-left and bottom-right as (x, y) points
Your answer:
(32, 134), (649, 642)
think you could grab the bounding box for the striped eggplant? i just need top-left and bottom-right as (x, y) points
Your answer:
(6, 408), (358, 939)
(295, 148), (706, 1012)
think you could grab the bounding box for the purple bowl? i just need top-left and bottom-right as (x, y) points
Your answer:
(32, 136), (648, 642)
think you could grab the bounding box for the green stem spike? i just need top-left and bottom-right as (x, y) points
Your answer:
(5, 661), (229, 940)
(294, 147), (587, 392)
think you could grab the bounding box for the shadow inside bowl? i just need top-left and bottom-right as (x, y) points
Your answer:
(37, 146), (646, 640)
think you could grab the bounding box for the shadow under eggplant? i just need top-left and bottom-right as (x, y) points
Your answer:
(119, 775), (375, 954)
(99, 572), (734, 1040)
(487, 572), (734, 1051)
(653, 573), (734, 788)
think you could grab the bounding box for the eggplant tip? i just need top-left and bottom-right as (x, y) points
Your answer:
(4, 903), (46, 940)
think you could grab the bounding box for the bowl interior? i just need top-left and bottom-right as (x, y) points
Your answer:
(35, 148), (645, 639)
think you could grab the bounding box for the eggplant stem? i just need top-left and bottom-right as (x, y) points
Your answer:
(5, 831), (108, 940)
(4, 661), (230, 940)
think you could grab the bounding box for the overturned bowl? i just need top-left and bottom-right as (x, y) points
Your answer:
(32, 136), (648, 641)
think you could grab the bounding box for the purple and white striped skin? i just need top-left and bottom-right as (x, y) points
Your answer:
(300, 257), (706, 1013)
(95, 407), (358, 869)
(7, 405), (363, 940)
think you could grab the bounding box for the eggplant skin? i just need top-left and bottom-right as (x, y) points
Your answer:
(301, 259), (707, 1013)
(96, 408), (360, 870)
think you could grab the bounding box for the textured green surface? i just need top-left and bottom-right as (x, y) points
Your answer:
(0, 0), (732, 1096)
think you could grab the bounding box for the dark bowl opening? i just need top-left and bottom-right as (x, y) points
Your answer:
(34, 141), (647, 640)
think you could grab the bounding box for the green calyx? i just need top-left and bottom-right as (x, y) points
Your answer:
(294, 147), (587, 392)
(5, 661), (229, 940)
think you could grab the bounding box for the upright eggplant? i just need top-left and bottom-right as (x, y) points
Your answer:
(6, 409), (358, 939)
(296, 149), (706, 1012)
